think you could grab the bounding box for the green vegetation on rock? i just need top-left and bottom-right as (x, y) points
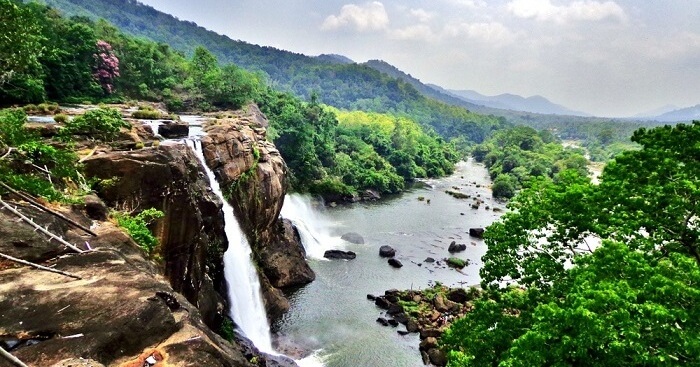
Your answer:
(113, 207), (164, 255)
(0, 108), (81, 201)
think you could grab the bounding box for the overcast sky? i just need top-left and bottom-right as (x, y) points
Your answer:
(137, 0), (700, 117)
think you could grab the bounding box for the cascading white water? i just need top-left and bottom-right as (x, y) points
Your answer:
(187, 139), (274, 353)
(280, 194), (346, 260)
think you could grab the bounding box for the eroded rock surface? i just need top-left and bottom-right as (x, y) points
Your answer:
(0, 204), (257, 367)
(83, 143), (228, 328)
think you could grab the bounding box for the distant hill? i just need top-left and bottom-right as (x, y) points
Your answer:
(362, 59), (484, 111)
(316, 54), (354, 64)
(441, 88), (590, 116)
(631, 104), (679, 119)
(652, 104), (700, 122)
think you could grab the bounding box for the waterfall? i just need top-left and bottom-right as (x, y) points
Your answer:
(187, 139), (274, 353)
(280, 194), (345, 260)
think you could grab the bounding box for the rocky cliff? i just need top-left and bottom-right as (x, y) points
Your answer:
(201, 105), (315, 319)
(83, 142), (229, 328)
(1, 103), (314, 366)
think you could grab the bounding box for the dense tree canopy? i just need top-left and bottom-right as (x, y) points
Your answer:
(443, 122), (700, 366)
(473, 126), (589, 198)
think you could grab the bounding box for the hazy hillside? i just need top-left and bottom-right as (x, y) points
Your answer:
(652, 104), (700, 122)
(362, 59), (484, 111)
(446, 89), (590, 116)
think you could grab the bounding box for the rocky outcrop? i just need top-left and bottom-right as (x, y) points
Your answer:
(258, 219), (316, 288)
(200, 105), (314, 319)
(370, 285), (483, 366)
(159, 120), (190, 139)
(83, 143), (228, 328)
(0, 203), (259, 367)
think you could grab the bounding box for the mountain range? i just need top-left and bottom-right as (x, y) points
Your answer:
(31, 0), (695, 130)
(440, 89), (591, 117)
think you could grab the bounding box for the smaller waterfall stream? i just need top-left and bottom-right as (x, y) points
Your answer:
(280, 194), (346, 260)
(187, 139), (274, 353)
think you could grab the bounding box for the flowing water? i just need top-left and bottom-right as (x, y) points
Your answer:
(187, 139), (274, 353)
(276, 160), (504, 367)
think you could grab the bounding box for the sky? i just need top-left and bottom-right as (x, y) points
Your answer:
(137, 0), (700, 117)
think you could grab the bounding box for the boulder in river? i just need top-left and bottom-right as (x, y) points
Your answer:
(388, 258), (403, 268)
(448, 241), (467, 253)
(469, 228), (485, 239)
(341, 232), (365, 244)
(158, 120), (189, 139)
(323, 250), (357, 260)
(424, 257), (436, 263)
(447, 288), (470, 303)
(379, 245), (396, 258)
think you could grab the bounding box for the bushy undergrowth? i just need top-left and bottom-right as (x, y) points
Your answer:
(0, 108), (79, 201)
(113, 208), (164, 254)
(60, 107), (130, 141)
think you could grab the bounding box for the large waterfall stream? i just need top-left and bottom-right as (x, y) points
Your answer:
(188, 139), (274, 353)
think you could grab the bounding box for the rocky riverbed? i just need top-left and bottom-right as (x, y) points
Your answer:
(369, 284), (482, 366)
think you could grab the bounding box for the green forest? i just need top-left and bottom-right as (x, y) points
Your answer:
(442, 122), (700, 366)
(472, 126), (589, 198)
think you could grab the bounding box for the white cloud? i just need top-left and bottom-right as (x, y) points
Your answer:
(409, 8), (435, 23)
(388, 24), (437, 41)
(443, 21), (518, 45)
(321, 2), (389, 32)
(507, 0), (627, 23)
(443, 0), (487, 8)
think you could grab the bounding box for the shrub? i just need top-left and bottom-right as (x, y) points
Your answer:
(131, 109), (162, 119)
(447, 257), (468, 269)
(53, 114), (69, 123)
(492, 174), (517, 199)
(114, 208), (164, 254)
(61, 107), (130, 141)
(0, 108), (79, 201)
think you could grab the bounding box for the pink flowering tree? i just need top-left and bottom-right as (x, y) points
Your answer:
(93, 40), (120, 94)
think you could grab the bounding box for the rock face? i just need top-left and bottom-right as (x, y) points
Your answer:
(0, 204), (260, 367)
(83, 143), (227, 327)
(200, 105), (314, 319)
(258, 219), (316, 288)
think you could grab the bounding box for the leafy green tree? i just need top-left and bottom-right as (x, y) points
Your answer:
(444, 122), (700, 367)
(0, 0), (44, 85)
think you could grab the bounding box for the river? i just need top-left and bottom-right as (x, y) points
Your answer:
(275, 159), (504, 367)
